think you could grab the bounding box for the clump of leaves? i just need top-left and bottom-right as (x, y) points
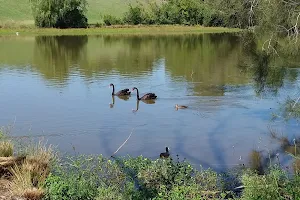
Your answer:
(122, 155), (221, 199)
(43, 155), (130, 200)
(241, 166), (300, 200)
(29, 0), (88, 28)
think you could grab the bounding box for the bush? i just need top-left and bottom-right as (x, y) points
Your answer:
(43, 155), (129, 200)
(203, 11), (225, 27)
(241, 167), (300, 199)
(29, 0), (88, 28)
(43, 173), (98, 200)
(123, 4), (145, 25)
(103, 15), (123, 26)
(42, 155), (223, 199)
(121, 0), (226, 26)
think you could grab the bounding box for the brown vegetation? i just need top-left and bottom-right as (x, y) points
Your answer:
(0, 141), (54, 200)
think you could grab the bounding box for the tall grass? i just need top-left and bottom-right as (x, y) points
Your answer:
(7, 141), (55, 199)
(0, 141), (14, 157)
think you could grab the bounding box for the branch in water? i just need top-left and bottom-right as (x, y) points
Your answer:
(111, 128), (135, 157)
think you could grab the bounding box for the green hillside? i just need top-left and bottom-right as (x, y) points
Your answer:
(0, 0), (145, 24)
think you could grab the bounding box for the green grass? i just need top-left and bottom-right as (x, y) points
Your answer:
(0, 0), (32, 21)
(0, 0), (155, 25)
(0, 25), (241, 36)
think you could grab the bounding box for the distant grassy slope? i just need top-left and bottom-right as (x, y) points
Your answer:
(0, 0), (32, 21)
(0, 0), (151, 24)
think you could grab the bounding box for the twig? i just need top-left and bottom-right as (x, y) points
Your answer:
(292, 96), (300, 109)
(111, 128), (135, 157)
(191, 69), (195, 78)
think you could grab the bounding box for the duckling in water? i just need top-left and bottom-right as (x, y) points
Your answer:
(175, 104), (188, 110)
(160, 147), (170, 158)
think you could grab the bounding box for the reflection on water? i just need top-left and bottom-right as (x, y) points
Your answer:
(238, 33), (291, 97)
(110, 95), (131, 108)
(33, 36), (88, 83)
(0, 33), (299, 171)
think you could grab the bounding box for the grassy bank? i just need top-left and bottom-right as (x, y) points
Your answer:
(1, 128), (300, 199)
(0, 25), (241, 36)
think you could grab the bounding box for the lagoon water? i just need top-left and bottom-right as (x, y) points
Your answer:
(0, 33), (299, 171)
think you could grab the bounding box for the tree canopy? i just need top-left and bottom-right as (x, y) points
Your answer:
(29, 0), (88, 28)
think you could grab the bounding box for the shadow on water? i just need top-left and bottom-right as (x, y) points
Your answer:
(242, 130), (300, 175)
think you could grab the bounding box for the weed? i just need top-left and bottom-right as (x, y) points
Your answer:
(9, 163), (37, 197)
(0, 141), (14, 157)
(240, 166), (300, 200)
(43, 155), (127, 200)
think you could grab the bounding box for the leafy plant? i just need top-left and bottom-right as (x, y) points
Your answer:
(29, 0), (88, 28)
(241, 167), (300, 200)
(43, 155), (129, 200)
(103, 15), (123, 26)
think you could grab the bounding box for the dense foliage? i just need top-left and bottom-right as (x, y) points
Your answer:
(29, 0), (88, 28)
(102, 0), (300, 39)
(40, 154), (300, 200)
(42, 155), (223, 199)
(103, 0), (250, 27)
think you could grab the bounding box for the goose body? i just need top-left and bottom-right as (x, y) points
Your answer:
(132, 87), (157, 100)
(110, 83), (131, 96)
(175, 104), (188, 109)
(160, 147), (170, 158)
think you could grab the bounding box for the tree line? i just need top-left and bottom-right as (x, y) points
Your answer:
(29, 0), (299, 39)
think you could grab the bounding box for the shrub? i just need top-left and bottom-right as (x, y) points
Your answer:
(43, 173), (98, 200)
(121, 0), (225, 26)
(103, 15), (123, 26)
(121, 155), (221, 199)
(123, 4), (145, 25)
(241, 167), (300, 199)
(43, 155), (129, 200)
(29, 0), (88, 28)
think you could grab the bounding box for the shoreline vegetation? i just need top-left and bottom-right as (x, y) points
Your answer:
(1, 129), (300, 200)
(0, 25), (241, 36)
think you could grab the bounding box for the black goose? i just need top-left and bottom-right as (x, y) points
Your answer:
(160, 147), (170, 158)
(110, 83), (131, 96)
(132, 87), (157, 100)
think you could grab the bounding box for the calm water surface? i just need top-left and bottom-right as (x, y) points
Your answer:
(0, 33), (299, 171)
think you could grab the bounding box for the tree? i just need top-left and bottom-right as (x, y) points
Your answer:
(29, 0), (88, 28)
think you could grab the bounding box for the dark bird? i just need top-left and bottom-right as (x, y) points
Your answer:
(132, 87), (157, 100)
(110, 83), (131, 96)
(160, 147), (170, 158)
